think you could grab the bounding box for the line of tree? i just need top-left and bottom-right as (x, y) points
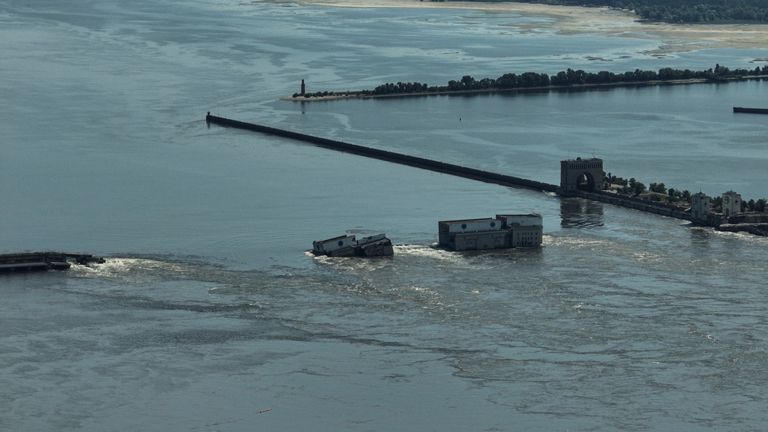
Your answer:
(605, 173), (768, 212)
(443, 0), (768, 24)
(361, 64), (768, 96)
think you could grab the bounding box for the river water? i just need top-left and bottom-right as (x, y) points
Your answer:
(1, 0), (768, 430)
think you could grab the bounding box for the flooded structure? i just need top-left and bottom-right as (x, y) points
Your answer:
(438, 214), (543, 251)
(690, 192), (712, 223)
(0, 252), (105, 274)
(559, 157), (605, 196)
(312, 233), (393, 257)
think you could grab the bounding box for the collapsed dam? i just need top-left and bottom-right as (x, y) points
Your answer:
(205, 113), (694, 222)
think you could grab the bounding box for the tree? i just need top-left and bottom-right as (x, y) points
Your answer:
(496, 73), (518, 89)
(632, 181), (646, 196)
(668, 188), (681, 202)
(756, 199), (767, 212)
(649, 182), (667, 194)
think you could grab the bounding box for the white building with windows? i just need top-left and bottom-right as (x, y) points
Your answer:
(312, 235), (357, 256)
(438, 214), (542, 251)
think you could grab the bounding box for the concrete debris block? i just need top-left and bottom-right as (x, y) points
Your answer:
(327, 246), (357, 257)
(312, 234), (394, 258)
(357, 239), (394, 257)
(0, 252), (104, 274)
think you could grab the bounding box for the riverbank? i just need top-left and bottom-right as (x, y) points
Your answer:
(290, 0), (768, 52)
(285, 74), (768, 102)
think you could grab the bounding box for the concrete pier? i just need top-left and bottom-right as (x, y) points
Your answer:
(572, 190), (693, 221)
(206, 113), (557, 193)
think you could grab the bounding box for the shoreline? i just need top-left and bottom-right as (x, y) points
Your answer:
(284, 74), (768, 102)
(288, 0), (768, 51)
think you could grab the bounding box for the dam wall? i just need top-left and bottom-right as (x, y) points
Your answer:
(572, 190), (694, 221)
(206, 114), (558, 193)
(733, 107), (768, 115)
(206, 113), (695, 222)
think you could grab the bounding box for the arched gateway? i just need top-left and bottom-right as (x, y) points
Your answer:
(560, 157), (605, 196)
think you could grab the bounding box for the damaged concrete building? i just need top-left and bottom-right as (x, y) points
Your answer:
(438, 214), (543, 251)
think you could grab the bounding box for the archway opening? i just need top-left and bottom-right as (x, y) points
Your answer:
(576, 172), (595, 192)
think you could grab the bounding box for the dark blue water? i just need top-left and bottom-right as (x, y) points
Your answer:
(1, 1), (767, 430)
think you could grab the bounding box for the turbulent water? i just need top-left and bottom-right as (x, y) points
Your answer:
(2, 0), (768, 430)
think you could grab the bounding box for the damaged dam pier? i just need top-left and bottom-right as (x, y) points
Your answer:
(206, 113), (695, 222)
(206, 113), (555, 193)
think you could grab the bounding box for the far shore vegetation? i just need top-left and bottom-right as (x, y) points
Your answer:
(292, 64), (768, 100)
(435, 0), (768, 24)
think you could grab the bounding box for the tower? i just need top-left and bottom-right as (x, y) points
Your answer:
(690, 192), (711, 223)
(722, 190), (742, 219)
(300, 79), (306, 96)
(559, 157), (605, 196)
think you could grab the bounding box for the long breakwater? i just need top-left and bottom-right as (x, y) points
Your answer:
(206, 113), (557, 193)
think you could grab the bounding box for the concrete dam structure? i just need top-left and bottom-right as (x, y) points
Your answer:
(438, 214), (543, 251)
(206, 113), (557, 193)
(205, 113), (695, 223)
(733, 107), (768, 115)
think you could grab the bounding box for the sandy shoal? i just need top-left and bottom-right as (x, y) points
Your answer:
(292, 0), (768, 52)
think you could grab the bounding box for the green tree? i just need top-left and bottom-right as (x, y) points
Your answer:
(632, 181), (646, 196)
(756, 199), (767, 212)
(667, 188), (682, 202)
(649, 182), (667, 194)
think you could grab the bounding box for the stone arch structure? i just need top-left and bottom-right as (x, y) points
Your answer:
(560, 158), (604, 196)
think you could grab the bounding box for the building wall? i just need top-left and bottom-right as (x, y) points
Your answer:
(722, 191), (742, 218)
(452, 231), (509, 251)
(439, 215), (544, 250)
(691, 193), (711, 222)
(511, 225), (543, 247)
(442, 219), (502, 233)
(315, 235), (356, 253)
(497, 214), (542, 227)
(357, 233), (386, 245)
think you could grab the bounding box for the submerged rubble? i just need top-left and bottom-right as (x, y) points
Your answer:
(0, 252), (105, 274)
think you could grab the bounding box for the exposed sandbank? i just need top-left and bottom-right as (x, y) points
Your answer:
(289, 0), (768, 52)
